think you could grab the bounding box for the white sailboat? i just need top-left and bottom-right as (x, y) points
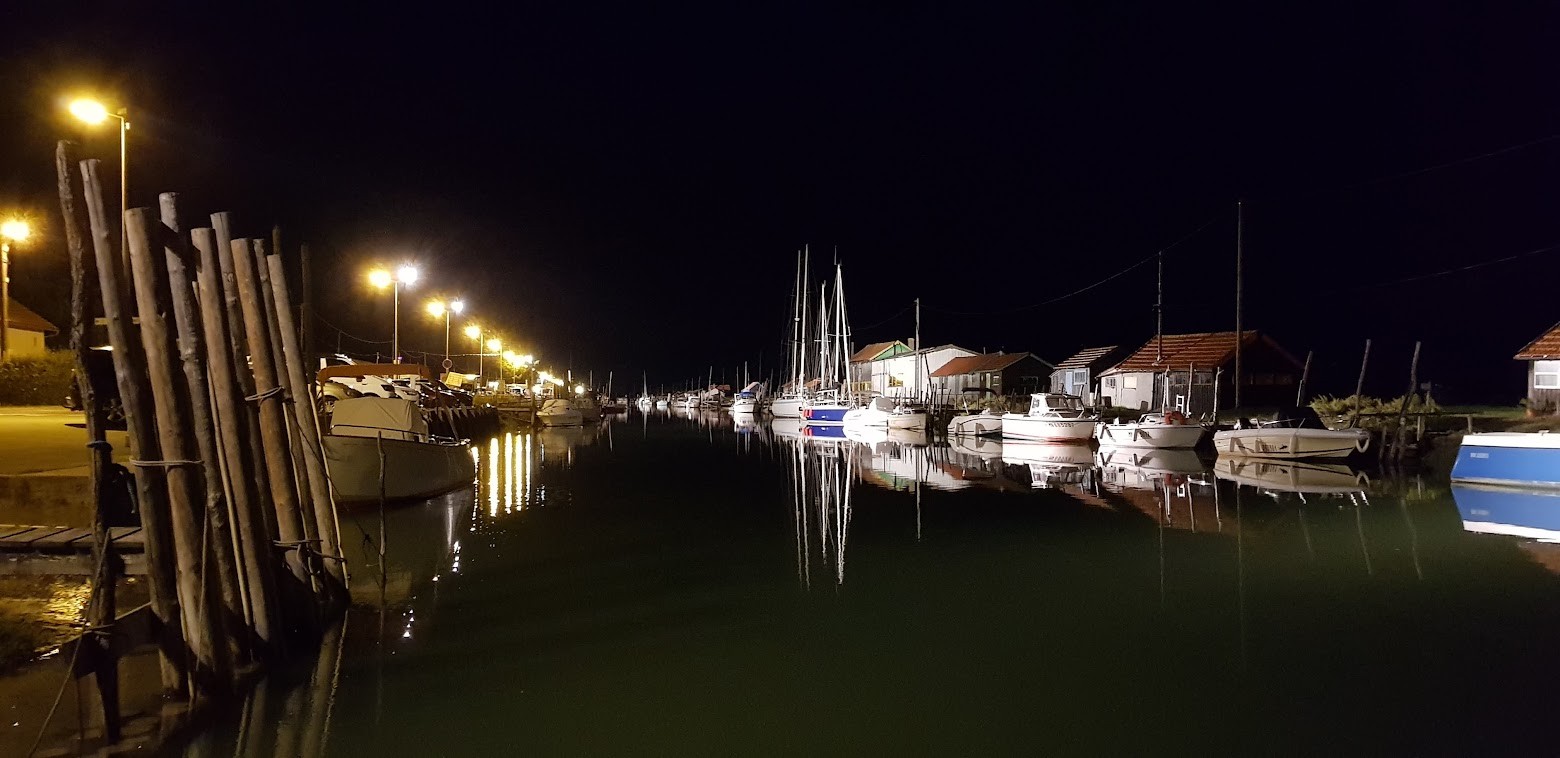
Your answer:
(773, 247), (813, 419)
(801, 262), (853, 426)
(843, 395), (928, 430)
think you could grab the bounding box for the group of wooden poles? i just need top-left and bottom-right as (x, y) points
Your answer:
(52, 140), (350, 739)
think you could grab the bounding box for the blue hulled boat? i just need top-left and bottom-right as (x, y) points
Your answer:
(1451, 432), (1560, 490)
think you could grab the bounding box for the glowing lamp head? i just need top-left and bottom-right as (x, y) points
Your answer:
(520, 354), (534, 366)
(485, 338), (502, 352)
(464, 325), (481, 340)
(426, 301), (446, 317)
(450, 299), (465, 315)
(575, 385), (585, 396)
(0, 220), (30, 243)
(367, 269), (393, 289)
(396, 265), (419, 285)
(68, 98), (110, 125)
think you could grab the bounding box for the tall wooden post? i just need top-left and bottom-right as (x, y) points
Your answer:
(125, 207), (224, 691)
(80, 160), (186, 694)
(1352, 339), (1372, 427)
(230, 238), (311, 588)
(1296, 350), (1313, 408)
(267, 252), (347, 594)
(192, 227), (279, 651)
(1394, 341), (1421, 463)
(255, 241), (319, 556)
(212, 214), (278, 544)
(159, 194), (247, 675)
(56, 143), (121, 739)
(1233, 200), (1244, 411)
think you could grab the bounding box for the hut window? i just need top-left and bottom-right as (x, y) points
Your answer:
(1537, 361), (1560, 389)
(1123, 375), (1138, 390)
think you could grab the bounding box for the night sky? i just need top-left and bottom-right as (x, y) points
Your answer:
(2, 4), (1557, 401)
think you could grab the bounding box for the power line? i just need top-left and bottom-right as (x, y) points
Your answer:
(1317, 240), (1560, 295)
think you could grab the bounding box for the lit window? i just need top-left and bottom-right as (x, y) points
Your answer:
(1537, 361), (1560, 389)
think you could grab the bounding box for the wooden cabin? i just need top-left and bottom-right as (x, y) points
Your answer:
(1097, 330), (1304, 416)
(1515, 321), (1560, 411)
(929, 352), (1054, 403)
(1049, 345), (1130, 406)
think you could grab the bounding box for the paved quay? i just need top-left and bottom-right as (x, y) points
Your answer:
(0, 406), (129, 527)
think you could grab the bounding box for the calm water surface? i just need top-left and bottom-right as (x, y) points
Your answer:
(183, 410), (1560, 755)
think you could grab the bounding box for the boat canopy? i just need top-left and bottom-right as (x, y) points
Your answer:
(317, 363), (434, 383)
(1030, 393), (1085, 414)
(330, 397), (429, 442)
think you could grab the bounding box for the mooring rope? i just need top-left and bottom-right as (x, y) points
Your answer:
(244, 385), (285, 402)
(128, 459), (202, 467)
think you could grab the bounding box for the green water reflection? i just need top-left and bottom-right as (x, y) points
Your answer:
(182, 410), (1560, 755)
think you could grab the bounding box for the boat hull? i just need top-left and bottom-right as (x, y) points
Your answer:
(731, 398), (758, 413)
(948, 413), (1002, 438)
(323, 434), (474, 505)
(1095, 422), (1204, 449)
(802, 404), (849, 425)
(1001, 415), (1097, 442)
(1213, 428), (1368, 460)
(1451, 433), (1560, 489)
(771, 397), (804, 418)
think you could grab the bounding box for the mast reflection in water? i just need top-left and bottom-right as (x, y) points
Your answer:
(783, 433), (855, 587)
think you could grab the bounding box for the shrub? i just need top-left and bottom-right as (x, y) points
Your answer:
(0, 350), (75, 406)
(1310, 393), (1441, 428)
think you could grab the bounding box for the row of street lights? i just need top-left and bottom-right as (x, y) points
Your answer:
(365, 265), (534, 391)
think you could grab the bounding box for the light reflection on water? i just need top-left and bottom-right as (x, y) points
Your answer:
(179, 412), (1560, 755)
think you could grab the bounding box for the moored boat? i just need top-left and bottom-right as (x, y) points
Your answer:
(947, 409), (1003, 438)
(842, 395), (928, 430)
(321, 396), (476, 504)
(1451, 432), (1560, 490)
(1213, 417), (1369, 460)
(536, 398), (584, 426)
(1001, 393), (1098, 442)
(1096, 412), (1205, 449)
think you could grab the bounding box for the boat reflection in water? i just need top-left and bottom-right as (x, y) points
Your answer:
(1214, 457), (1370, 497)
(1453, 484), (1560, 574)
(1001, 440), (1097, 490)
(783, 434), (856, 587)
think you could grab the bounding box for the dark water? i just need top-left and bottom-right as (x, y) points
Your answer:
(182, 410), (1560, 756)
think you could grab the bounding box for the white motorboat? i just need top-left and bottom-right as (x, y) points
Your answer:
(574, 396), (603, 421)
(654, 398), (669, 409)
(321, 396), (476, 505)
(947, 409), (1003, 438)
(842, 396), (928, 430)
(1096, 413), (1205, 449)
(636, 396), (654, 410)
(1001, 393), (1098, 442)
(1213, 415), (1369, 460)
(536, 398), (584, 426)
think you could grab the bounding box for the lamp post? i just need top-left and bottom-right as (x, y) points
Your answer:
(68, 99), (129, 274)
(485, 338), (502, 389)
(0, 220), (31, 362)
(369, 264), (419, 363)
(463, 324), (483, 386)
(425, 298), (464, 376)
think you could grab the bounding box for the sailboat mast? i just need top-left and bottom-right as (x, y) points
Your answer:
(1156, 251), (1164, 363)
(1234, 200), (1244, 410)
(914, 297), (921, 403)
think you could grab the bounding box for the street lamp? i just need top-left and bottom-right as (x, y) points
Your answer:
(68, 98), (129, 274)
(1, 220), (31, 362)
(463, 324), (483, 386)
(425, 298), (464, 375)
(368, 264), (419, 363)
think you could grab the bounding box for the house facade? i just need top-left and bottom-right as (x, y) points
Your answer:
(929, 352), (1054, 403)
(1049, 345), (1130, 406)
(1098, 331), (1304, 416)
(850, 342), (977, 399)
(1515, 322), (1560, 411)
(4, 298), (58, 358)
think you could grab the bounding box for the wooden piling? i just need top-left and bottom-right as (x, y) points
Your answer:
(192, 227), (280, 652)
(56, 142), (121, 739)
(80, 160), (187, 694)
(255, 241), (321, 560)
(229, 237), (311, 589)
(1351, 339), (1371, 427)
(212, 214), (279, 546)
(1296, 350), (1313, 408)
(159, 193), (248, 675)
(1394, 341), (1421, 463)
(125, 207), (225, 691)
(266, 251), (347, 594)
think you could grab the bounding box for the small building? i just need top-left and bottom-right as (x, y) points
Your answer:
(850, 341), (977, 399)
(1049, 345), (1130, 406)
(929, 352), (1055, 403)
(4, 298), (59, 358)
(1097, 330), (1304, 416)
(1515, 321), (1560, 411)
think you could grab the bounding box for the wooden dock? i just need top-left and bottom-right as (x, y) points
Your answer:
(0, 525), (147, 575)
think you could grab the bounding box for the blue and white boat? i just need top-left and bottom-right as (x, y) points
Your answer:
(1451, 432), (1560, 490)
(802, 389), (850, 425)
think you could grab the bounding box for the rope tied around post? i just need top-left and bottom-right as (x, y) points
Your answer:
(85, 440), (114, 451)
(128, 459), (202, 468)
(244, 385), (285, 403)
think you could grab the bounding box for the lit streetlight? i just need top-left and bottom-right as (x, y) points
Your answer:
(68, 98), (130, 274)
(1, 219), (31, 362)
(425, 298), (464, 375)
(368, 264), (419, 363)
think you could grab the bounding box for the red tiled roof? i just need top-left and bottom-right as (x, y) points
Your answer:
(1054, 345), (1119, 370)
(1516, 322), (1560, 360)
(1100, 331), (1300, 375)
(929, 352), (1035, 378)
(849, 340), (907, 363)
(5, 298), (58, 335)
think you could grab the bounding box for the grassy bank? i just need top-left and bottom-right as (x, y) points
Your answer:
(0, 350), (73, 407)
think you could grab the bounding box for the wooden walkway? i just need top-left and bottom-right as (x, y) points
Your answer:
(0, 525), (147, 575)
